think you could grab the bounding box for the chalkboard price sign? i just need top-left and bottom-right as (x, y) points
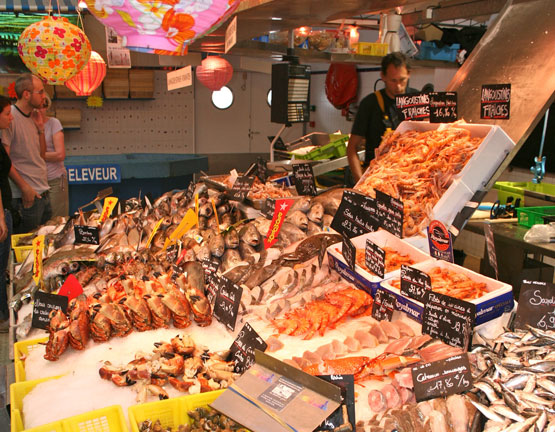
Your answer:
(201, 258), (220, 283)
(422, 290), (475, 350)
(262, 198), (276, 220)
(400, 265), (432, 303)
(256, 157), (268, 182)
(314, 375), (355, 432)
(481, 84), (510, 120)
(514, 280), (555, 330)
(228, 176), (255, 202)
(365, 239), (385, 278)
(205, 273), (220, 306)
(396, 92), (430, 121)
(74, 225), (100, 245)
(375, 189), (404, 238)
(292, 163), (317, 196)
(229, 322), (268, 373)
(32, 291), (69, 330)
(411, 354), (473, 402)
(429, 92), (457, 123)
(331, 190), (379, 239)
(213, 275), (243, 331)
(371, 287), (396, 322)
(342, 233), (356, 272)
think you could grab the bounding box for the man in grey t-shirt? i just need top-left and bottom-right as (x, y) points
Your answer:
(2, 74), (52, 233)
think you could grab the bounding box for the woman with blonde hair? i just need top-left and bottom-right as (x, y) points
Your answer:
(39, 95), (68, 217)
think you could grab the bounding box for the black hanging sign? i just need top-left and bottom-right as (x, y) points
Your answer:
(429, 92), (457, 123)
(427, 220), (454, 263)
(481, 84), (510, 119)
(74, 225), (100, 245)
(314, 375), (356, 432)
(256, 157), (268, 183)
(395, 92), (430, 121)
(262, 198), (276, 220)
(213, 274), (243, 331)
(411, 354), (473, 402)
(483, 223), (499, 280)
(371, 287), (396, 321)
(375, 189), (404, 238)
(32, 291), (69, 330)
(342, 232), (356, 272)
(201, 258), (220, 283)
(229, 322), (268, 373)
(331, 190), (379, 239)
(422, 291), (475, 350)
(228, 176), (255, 202)
(365, 239), (385, 278)
(400, 264), (432, 303)
(292, 163), (317, 196)
(514, 280), (555, 330)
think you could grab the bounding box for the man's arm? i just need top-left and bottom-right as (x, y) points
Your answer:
(31, 110), (46, 159)
(347, 134), (365, 183)
(3, 144), (40, 208)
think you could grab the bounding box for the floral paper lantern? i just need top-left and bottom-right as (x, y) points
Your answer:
(65, 51), (106, 96)
(196, 56), (233, 91)
(18, 16), (91, 85)
(84, 0), (240, 55)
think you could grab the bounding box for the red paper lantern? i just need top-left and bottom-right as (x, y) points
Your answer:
(65, 51), (106, 96)
(196, 57), (233, 91)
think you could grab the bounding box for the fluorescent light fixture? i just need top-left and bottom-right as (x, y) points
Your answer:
(271, 17), (282, 21)
(78, 0), (88, 8)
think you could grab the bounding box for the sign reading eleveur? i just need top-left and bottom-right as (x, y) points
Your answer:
(167, 65), (192, 91)
(67, 165), (121, 184)
(396, 92), (430, 121)
(514, 280), (555, 330)
(481, 84), (510, 119)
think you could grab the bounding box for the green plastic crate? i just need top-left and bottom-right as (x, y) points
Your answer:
(493, 181), (555, 205)
(289, 134), (349, 160)
(516, 206), (555, 228)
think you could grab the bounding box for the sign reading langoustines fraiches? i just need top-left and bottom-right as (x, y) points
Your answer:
(427, 220), (454, 263)
(292, 162), (317, 196)
(481, 84), (510, 119)
(429, 92), (457, 123)
(371, 287), (396, 322)
(514, 280), (555, 330)
(229, 322), (268, 374)
(67, 164), (121, 184)
(331, 190), (379, 239)
(375, 189), (404, 238)
(396, 92), (430, 121)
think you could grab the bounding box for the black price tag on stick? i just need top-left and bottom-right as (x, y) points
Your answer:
(375, 189), (404, 238)
(429, 92), (457, 123)
(365, 239), (385, 278)
(205, 273), (221, 306)
(331, 190), (379, 239)
(481, 84), (510, 119)
(74, 225), (100, 245)
(400, 264), (432, 303)
(292, 163), (317, 196)
(229, 322), (268, 373)
(228, 176), (255, 202)
(314, 375), (356, 432)
(514, 280), (555, 330)
(201, 258), (220, 284)
(32, 291), (69, 330)
(342, 233), (356, 271)
(262, 198), (276, 220)
(411, 354), (473, 402)
(213, 275), (243, 331)
(422, 291), (475, 350)
(483, 222), (499, 280)
(395, 92), (430, 121)
(427, 220), (454, 263)
(256, 157), (268, 182)
(372, 287), (396, 321)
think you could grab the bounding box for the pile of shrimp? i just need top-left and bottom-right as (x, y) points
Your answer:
(354, 247), (416, 274)
(355, 125), (483, 236)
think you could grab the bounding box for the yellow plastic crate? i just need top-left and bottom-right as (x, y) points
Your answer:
(11, 233), (34, 263)
(14, 337), (49, 382)
(354, 42), (389, 56)
(128, 390), (224, 432)
(11, 376), (129, 432)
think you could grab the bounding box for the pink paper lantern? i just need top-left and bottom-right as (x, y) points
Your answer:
(196, 56), (233, 91)
(65, 51), (107, 96)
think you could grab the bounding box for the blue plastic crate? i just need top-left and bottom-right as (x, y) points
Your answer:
(417, 41), (460, 62)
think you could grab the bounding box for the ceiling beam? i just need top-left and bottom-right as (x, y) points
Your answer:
(402, 0), (506, 26)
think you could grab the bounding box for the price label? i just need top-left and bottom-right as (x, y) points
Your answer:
(331, 190), (379, 239)
(32, 291), (69, 330)
(74, 225), (100, 245)
(427, 220), (454, 263)
(411, 354), (473, 402)
(292, 163), (317, 196)
(396, 92), (430, 121)
(201, 258), (220, 283)
(314, 375), (355, 432)
(429, 92), (457, 123)
(375, 189), (404, 238)
(481, 83), (510, 120)
(228, 176), (255, 202)
(514, 280), (555, 330)
(371, 287), (396, 321)
(400, 265), (432, 303)
(342, 233), (356, 271)
(205, 273), (220, 306)
(229, 322), (268, 373)
(365, 239), (385, 278)
(483, 222), (498, 280)
(213, 275), (243, 331)
(422, 290), (475, 350)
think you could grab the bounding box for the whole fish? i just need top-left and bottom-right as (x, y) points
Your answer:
(221, 249), (243, 272)
(208, 234), (225, 258)
(307, 202), (324, 224)
(239, 223), (261, 248)
(224, 227), (240, 249)
(290, 196), (312, 213)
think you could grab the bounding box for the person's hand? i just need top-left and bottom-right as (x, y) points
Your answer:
(31, 109), (45, 133)
(21, 185), (40, 209)
(0, 215), (7, 242)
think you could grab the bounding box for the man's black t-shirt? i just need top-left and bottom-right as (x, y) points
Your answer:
(0, 142), (12, 211)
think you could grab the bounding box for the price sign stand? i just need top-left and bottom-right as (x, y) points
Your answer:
(365, 239), (385, 278)
(371, 288), (396, 321)
(514, 280), (555, 330)
(331, 190), (379, 239)
(375, 189), (403, 238)
(213, 275), (243, 331)
(292, 163), (317, 196)
(229, 322), (268, 373)
(400, 265), (432, 303)
(228, 176), (255, 202)
(429, 92), (457, 123)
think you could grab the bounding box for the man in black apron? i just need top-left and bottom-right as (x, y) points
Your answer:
(347, 52), (414, 185)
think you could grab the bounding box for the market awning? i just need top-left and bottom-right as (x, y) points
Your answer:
(0, 0), (78, 13)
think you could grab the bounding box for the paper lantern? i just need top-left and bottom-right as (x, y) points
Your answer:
(18, 16), (91, 84)
(65, 51), (106, 96)
(195, 56), (233, 91)
(84, 0), (240, 56)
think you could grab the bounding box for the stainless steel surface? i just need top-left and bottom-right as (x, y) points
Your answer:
(447, 0), (555, 189)
(312, 150), (366, 176)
